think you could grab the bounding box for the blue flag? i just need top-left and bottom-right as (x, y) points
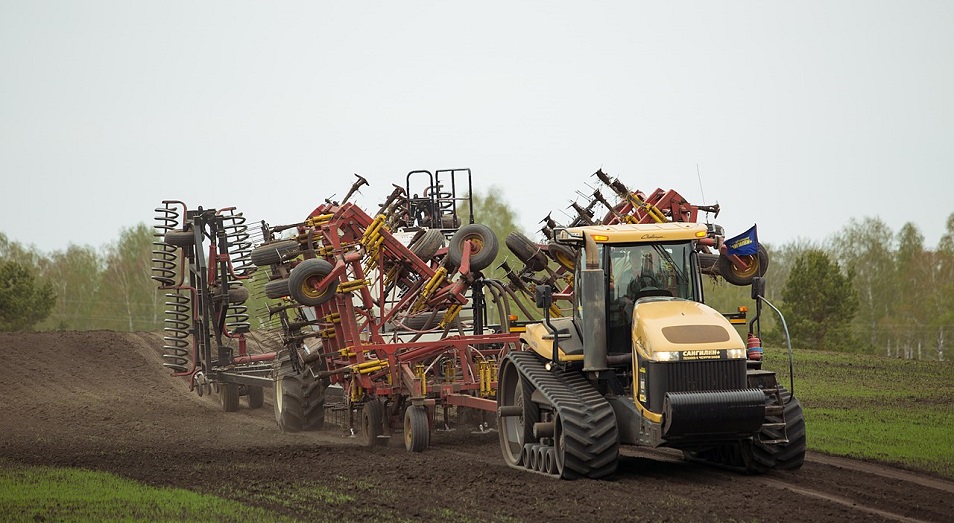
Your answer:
(725, 225), (758, 256)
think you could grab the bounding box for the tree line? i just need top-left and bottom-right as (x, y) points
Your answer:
(710, 214), (954, 361)
(0, 225), (161, 332)
(2, 200), (952, 361)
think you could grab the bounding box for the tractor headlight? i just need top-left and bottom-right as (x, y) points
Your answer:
(726, 348), (745, 359)
(653, 351), (681, 362)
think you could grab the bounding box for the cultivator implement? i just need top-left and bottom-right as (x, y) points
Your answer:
(238, 169), (521, 449)
(150, 166), (774, 460)
(151, 202), (273, 411)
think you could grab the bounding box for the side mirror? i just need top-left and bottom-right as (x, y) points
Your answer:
(751, 277), (766, 300)
(535, 284), (553, 309)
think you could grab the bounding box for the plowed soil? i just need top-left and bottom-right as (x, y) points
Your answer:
(1, 331), (952, 522)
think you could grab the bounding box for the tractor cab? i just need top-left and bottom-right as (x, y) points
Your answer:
(556, 222), (714, 358)
(601, 238), (702, 355)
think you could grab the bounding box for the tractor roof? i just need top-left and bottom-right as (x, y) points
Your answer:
(557, 222), (708, 244)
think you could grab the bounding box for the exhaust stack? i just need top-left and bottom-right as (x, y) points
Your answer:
(581, 233), (608, 372)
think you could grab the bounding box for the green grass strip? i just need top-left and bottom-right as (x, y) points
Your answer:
(765, 346), (954, 479)
(0, 463), (296, 523)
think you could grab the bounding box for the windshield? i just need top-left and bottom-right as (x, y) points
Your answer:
(607, 241), (694, 302)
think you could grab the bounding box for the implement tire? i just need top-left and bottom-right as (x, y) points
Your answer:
(546, 241), (576, 272)
(718, 243), (770, 286)
(220, 383), (239, 412)
(410, 229), (445, 262)
(247, 386), (264, 409)
(288, 258), (338, 306)
(506, 231), (548, 272)
(264, 278), (291, 299)
(404, 405), (430, 452)
(360, 400), (384, 447)
(447, 224), (498, 272)
(251, 239), (300, 267)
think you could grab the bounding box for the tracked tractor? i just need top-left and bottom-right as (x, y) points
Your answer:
(496, 221), (805, 479)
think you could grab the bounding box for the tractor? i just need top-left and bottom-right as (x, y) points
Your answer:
(496, 221), (805, 478)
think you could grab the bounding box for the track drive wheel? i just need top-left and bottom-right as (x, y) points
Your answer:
(751, 387), (806, 471)
(497, 359), (539, 467)
(552, 414), (578, 479)
(684, 388), (806, 474)
(360, 400), (384, 447)
(221, 383), (239, 412)
(404, 405), (430, 452)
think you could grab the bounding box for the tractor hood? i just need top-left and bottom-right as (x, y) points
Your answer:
(632, 298), (745, 362)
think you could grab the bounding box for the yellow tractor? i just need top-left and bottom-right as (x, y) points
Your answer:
(496, 222), (805, 478)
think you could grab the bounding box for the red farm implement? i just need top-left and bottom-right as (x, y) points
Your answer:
(151, 167), (771, 455)
(246, 169), (520, 449)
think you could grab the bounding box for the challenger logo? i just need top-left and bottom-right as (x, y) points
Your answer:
(729, 237), (753, 250)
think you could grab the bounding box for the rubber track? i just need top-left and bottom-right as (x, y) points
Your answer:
(506, 351), (619, 479)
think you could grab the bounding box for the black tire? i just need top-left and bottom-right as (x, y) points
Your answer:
(164, 229), (195, 248)
(446, 224), (498, 272)
(410, 229), (445, 262)
(288, 258), (338, 306)
(506, 231), (548, 272)
(273, 358), (327, 432)
(247, 386), (264, 409)
(752, 388), (806, 471)
(221, 382), (239, 412)
(401, 311), (460, 331)
(404, 405), (430, 452)
(717, 243), (770, 286)
(228, 286), (249, 304)
(497, 360), (540, 467)
(440, 214), (460, 229)
(546, 241), (576, 272)
(360, 400), (384, 447)
(301, 373), (328, 431)
(264, 278), (291, 299)
(685, 387), (806, 474)
(698, 253), (720, 274)
(250, 239), (300, 267)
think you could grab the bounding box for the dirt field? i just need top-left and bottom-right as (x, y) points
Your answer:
(1, 331), (952, 522)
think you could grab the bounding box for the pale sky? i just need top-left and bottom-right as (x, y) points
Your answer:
(1, 1), (952, 254)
